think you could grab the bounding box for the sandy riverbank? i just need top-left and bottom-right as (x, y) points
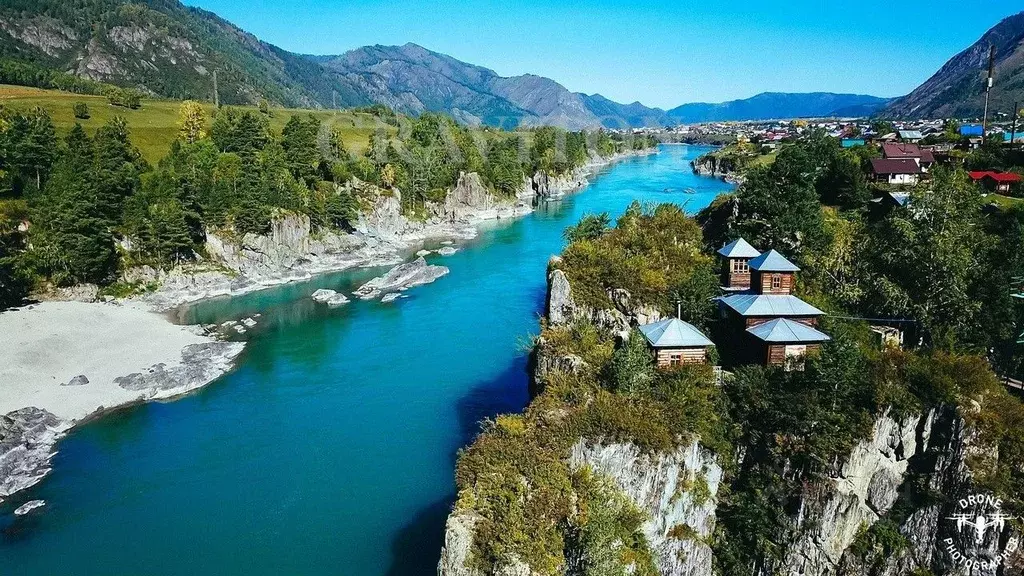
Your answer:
(0, 301), (243, 506)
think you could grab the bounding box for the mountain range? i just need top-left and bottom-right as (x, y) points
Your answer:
(882, 11), (1024, 119)
(1, 0), (1021, 126)
(667, 92), (893, 124)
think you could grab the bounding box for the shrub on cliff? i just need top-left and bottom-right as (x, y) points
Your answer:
(558, 201), (716, 319)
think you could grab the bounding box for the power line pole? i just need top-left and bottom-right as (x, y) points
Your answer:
(982, 45), (995, 143)
(1011, 101), (1019, 148)
(213, 69), (220, 108)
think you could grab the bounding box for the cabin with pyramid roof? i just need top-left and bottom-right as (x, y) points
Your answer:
(717, 237), (761, 290)
(715, 243), (830, 369)
(746, 318), (831, 369)
(638, 318), (714, 367)
(749, 249), (800, 295)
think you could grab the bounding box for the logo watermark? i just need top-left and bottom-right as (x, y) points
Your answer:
(943, 493), (1018, 571)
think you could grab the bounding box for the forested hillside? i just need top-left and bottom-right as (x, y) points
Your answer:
(0, 0), (672, 128)
(0, 92), (655, 308)
(0, 0), (377, 108)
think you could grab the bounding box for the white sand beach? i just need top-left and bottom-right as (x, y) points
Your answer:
(1, 301), (239, 421)
(0, 300), (243, 503)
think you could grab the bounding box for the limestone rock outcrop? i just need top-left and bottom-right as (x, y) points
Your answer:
(354, 257), (449, 300)
(570, 440), (723, 576)
(0, 408), (62, 505)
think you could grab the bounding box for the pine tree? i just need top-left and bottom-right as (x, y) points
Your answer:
(6, 107), (57, 194)
(93, 117), (143, 226)
(31, 129), (116, 285)
(281, 114), (321, 186)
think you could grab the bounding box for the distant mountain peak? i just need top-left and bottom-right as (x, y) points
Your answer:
(0, 0), (895, 128)
(883, 11), (1024, 119)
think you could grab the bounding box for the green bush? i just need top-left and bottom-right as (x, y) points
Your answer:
(72, 102), (90, 119)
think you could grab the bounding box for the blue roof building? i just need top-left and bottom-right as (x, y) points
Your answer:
(638, 318), (714, 367)
(718, 238), (761, 259)
(746, 318), (831, 343)
(715, 244), (830, 370)
(718, 294), (824, 317)
(961, 124), (984, 137)
(749, 249), (800, 272)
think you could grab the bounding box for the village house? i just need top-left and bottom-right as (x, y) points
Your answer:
(969, 171), (1022, 194)
(881, 142), (935, 170)
(870, 158), (922, 185)
(638, 318), (715, 367)
(870, 190), (912, 210)
(898, 130), (924, 143)
(716, 246), (830, 369)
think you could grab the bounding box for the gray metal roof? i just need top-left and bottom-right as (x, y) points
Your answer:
(746, 318), (831, 343)
(638, 318), (714, 348)
(717, 238), (761, 259)
(748, 249), (800, 272)
(889, 192), (911, 206)
(718, 294), (824, 317)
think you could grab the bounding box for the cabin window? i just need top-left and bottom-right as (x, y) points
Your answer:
(669, 353), (682, 367)
(771, 274), (782, 290)
(784, 345), (807, 371)
(732, 259), (749, 274)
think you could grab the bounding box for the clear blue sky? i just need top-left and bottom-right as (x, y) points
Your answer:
(184, 0), (1021, 109)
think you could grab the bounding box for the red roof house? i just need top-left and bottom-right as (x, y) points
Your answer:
(969, 171), (1022, 193)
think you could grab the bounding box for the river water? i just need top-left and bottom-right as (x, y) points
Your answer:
(0, 145), (732, 575)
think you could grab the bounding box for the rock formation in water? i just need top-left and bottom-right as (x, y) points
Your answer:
(354, 257), (449, 300)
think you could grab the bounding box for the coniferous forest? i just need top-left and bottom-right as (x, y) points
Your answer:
(0, 101), (655, 308)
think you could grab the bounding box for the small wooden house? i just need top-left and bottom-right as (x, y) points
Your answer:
(638, 318), (714, 367)
(749, 249), (800, 295)
(717, 238), (761, 290)
(716, 248), (830, 369)
(871, 158), (922, 185)
(745, 318), (830, 370)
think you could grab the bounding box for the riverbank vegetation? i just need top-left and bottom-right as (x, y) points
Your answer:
(455, 133), (1024, 575)
(0, 90), (657, 309)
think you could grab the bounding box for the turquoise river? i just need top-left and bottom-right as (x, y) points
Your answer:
(0, 145), (733, 575)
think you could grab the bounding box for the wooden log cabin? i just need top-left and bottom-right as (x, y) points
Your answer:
(746, 318), (830, 370)
(638, 318), (714, 367)
(716, 247), (830, 369)
(717, 237), (761, 290)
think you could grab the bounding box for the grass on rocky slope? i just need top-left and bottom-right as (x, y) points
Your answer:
(0, 84), (392, 163)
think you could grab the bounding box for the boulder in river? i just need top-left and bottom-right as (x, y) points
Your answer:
(381, 293), (401, 303)
(437, 247), (458, 256)
(354, 257), (449, 300)
(14, 500), (45, 516)
(326, 294), (350, 307)
(416, 249), (432, 257)
(63, 375), (89, 387)
(311, 289), (338, 303)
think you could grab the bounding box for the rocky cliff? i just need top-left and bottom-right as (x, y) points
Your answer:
(142, 172), (534, 309)
(143, 149), (646, 309)
(569, 440), (723, 576)
(440, 267), (1023, 576)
